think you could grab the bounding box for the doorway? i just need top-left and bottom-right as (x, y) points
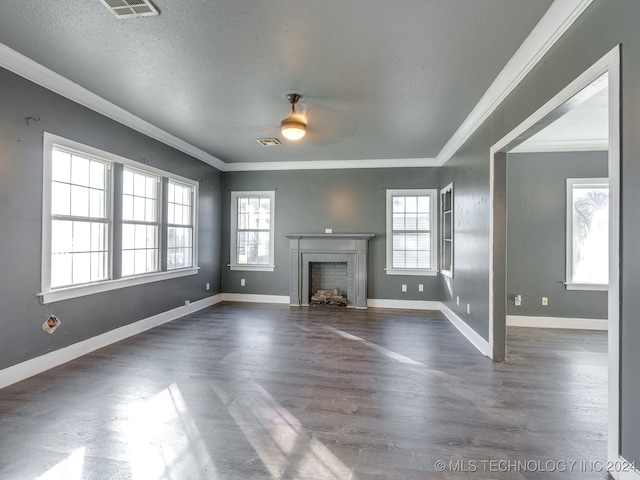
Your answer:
(489, 46), (620, 467)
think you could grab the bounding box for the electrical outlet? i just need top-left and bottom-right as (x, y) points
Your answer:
(542, 296), (548, 306)
(467, 303), (471, 314)
(401, 284), (407, 292)
(325, 228), (333, 234)
(515, 294), (522, 306)
(456, 296), (460, 305)
(206, 283), (210, 291)
(185, 300), (190, 306)
(418, 284), (424, 292)
(241, 279), (246, 287)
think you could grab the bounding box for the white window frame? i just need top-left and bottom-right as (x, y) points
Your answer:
(40, 132), (199, 304)
(385, 189), (438, 276)
(167, 179), (196, 271)
(121, 166), (161, 277)
(440, 182), (454, 278)
(230, 191), (276, 272)
(565, 177), (609, 291)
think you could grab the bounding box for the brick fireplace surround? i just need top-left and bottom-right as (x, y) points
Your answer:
(286, 234), (375, 309)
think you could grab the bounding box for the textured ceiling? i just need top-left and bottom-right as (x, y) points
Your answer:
(0, 0), (554, 165)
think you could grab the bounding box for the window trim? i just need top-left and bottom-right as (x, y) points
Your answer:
(39, 132), (199, 304)
(121, 165), (162, 277)
(565, 177), (609, 291)
(229, 190), (276, 272)
(385, 188), (438, 276)
(167, 178), (197, 271)
(440, 182), (454, 278)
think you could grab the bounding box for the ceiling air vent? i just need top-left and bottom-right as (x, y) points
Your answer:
(257, 138), (282, 147)
(99, 0), (160, 18)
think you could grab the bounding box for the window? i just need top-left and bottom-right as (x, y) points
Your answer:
(167, 179), (195, 270)
(230, 191), (275, 271)
(122, 167), (160, 276)
(386, 189), (437, 276)
(440, 183), (454, 277)
(566, 178), (609, 290)
(40, 133), (199, 304)
(50, 147), (110, 288)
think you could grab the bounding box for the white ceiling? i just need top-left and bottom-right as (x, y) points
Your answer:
(0, 1), (559, 166)
(511, 75), (609, 153)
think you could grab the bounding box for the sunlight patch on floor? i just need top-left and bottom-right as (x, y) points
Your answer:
(124, 382), (216, 479)
(36, 446), (85, 480)
(211, 380), (356, 479)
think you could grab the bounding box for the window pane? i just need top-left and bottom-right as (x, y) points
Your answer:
(417, 196), (430, 213)
(417, 251), (430, 269)
(133, 196), (145, 221)
(71, 156), (90, 186)
(135, 224), (147, 249)
(52, 220), (73, 254)
(52, 150), (71, 183)
(72, 252), (91, 285)
(89, 161), (105, 190)
(405, 251), (418, 268)
(51, 253), (72, 288)
(405, 213), (418, 230)
(146, 176), (157, 199)
(123, 168), (134, 195)
(405, 196), (418, 213)
(51, 182), (71, 216)
(392, 196), (405, 213)
(392, 251), (405, 269)
(133, 172), (146, 196)
(572, 185), (609, 284)
(89, 188), (105, 218)
(73, 221), (91, 252)
(71, 185), (89, 217)
(392, 213), (405, 231)
(122, 250), (134, 277)
(417, 213), (430, 230)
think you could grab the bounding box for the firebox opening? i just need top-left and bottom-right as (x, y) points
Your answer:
(309, 262), (348, 306)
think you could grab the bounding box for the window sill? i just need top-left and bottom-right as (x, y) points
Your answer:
(440, 269), (454, 278)
(385, 269), (437, 277)
(38, 267), (199, 304)
(565, 282), (608, 291)
(229, 265), (276, 272)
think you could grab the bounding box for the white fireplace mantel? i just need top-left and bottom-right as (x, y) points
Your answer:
(286, 233), (375, 309)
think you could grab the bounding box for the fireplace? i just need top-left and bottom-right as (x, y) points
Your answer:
(286, 234), (375, 309)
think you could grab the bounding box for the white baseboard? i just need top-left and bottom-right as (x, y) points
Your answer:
(609, 456), (640, 480)
(440, 304), (492, 357)
(221, 293), (290, 304)
(0, 294), (223, 390)
(367, 299), (442, 311)
(507, 315), (608, 330)
(0, 293), (509, 390)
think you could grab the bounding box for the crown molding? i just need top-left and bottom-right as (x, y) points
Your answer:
(509, 138), (608, 153)
(224, 157), (439, 172)
(0, 43), (226, 172)
(436, 0), (595, 166)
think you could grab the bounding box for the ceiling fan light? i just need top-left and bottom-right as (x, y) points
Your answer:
(281, 117), (307, 140)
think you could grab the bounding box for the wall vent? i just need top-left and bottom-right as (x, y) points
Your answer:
(99, 0), (160, 18)
(257, 138), (282, 147)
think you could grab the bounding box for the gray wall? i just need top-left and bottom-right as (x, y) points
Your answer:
(222, 168), (441, 301)
(0, 66), (223, 371)
(441, 0), (640, 465)
(506, 151), (608, 319)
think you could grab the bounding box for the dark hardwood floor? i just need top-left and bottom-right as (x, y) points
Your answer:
(0, 303), (609, 479)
